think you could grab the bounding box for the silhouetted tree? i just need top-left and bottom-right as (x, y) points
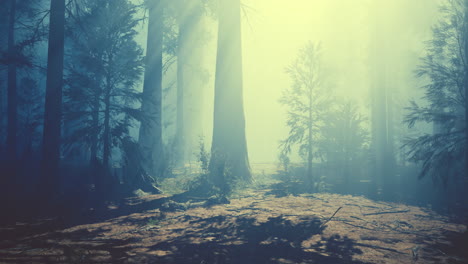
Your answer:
(405, 0), (467, 184)
(41, 0), (65, 199)
(64, 0), (144, 193)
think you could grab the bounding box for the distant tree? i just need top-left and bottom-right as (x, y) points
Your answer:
(279, 42), (330, 192)
(169, 0), (205, 165)
(64, 0), (144, 193)
(162, 0), (211, 166)
(404, 0), (467, 184)
(18, 77), (43, 156)
(209, 0), (251, 193)
(0, 0), (49, 202)
(0, 0), (48, 151)
(368, 0), (398, 199)
(318, 100), (369, 187)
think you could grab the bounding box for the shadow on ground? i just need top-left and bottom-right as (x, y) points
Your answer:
(0, 213), (371, 264)
(132, 215), (369, 264)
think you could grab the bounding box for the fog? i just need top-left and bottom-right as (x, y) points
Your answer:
(3, 1), (468, 262)
(146, 0), (440, 163)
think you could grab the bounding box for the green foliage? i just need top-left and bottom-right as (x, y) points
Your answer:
(0, 0), (48, 69)
(404, 0), (466, 183)
(317, 99), (370, 170)
(63, 0), (144, 161)
(280, 42), (370, 189)
(279, 41), (331, 160)
(196, 136), (210, 174)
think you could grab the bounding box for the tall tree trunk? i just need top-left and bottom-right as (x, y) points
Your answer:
(6, 0), (17, 164)
(139, 1), (164, 176)
(210, 0), (251, 188)
(175, 18), (187, 165)
(41, 0), (65, 198)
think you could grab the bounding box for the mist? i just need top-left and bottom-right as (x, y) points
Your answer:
(1, 0), (468, 263)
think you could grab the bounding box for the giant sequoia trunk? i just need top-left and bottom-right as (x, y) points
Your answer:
(210, 0), (251, 188)
(6, 0), (17, 163)
(41, 0), (65, 198)
(139, 1), (164, 177)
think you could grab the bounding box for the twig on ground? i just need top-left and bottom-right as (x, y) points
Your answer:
(320, 207), (342, 228)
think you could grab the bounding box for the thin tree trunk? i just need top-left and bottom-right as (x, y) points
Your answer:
(307, 88), (313, 191)
(41, 0), (65, 199)
(6, 0), (17, 163)
(464, 0), (468, 181)
(369, 3), (393, 199)
(383, 81), (396, 199)
(139, 0), (164, 176)
(90, 77), (101, 163)
(210, 0), (251, 188)
(102, 75), (111, 170)
(0, 5), (8, 153)
(344, 119), (350, 188)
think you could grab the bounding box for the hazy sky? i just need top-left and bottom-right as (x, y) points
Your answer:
(134, 0), (440, 163)
(241, 0), (368, 163)
(240, 0), (438, 162)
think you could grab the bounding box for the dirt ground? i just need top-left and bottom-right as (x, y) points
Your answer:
(0, 190), (466, 264)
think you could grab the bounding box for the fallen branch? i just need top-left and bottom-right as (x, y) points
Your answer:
(363, 210), (410, 216)
(356, 242), (405, 254)
(320, 207), (342, 228)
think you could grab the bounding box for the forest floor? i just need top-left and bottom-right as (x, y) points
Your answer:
(0, 164), (467, 264)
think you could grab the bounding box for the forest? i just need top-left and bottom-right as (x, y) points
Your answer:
(0, 0), (468, 263)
